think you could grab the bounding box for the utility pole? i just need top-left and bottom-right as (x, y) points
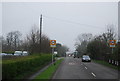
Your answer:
(40, 14), (42, 53)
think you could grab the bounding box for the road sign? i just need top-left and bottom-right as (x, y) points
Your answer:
(110, 45), (115, 48)
(109, 40), (116, 45)
(50, 40), (56, 48)
(50, 40), (56, 65)
(109, 40), (116, 48)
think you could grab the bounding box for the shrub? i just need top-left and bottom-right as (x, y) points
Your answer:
(2, 54), (52, 79)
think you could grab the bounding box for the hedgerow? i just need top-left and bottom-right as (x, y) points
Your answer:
(2, 54), (52, 79)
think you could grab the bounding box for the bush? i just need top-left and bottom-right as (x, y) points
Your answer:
(2, 51), (14, 54)
(2, 54), (52, 79)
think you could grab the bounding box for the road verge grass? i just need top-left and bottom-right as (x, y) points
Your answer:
(93, 60), (119, 70)
(33, 58), (64, 80)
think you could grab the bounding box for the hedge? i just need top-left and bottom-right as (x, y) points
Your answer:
(2, 54), (52, 79)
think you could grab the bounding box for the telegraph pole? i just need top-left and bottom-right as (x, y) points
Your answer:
(40, 14), (42, 53)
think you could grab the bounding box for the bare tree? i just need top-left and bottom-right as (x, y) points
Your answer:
(76, 33), (92, 43)
(102, 24), (116, 43)
(5, 31), (22, 52)
(13, 31), (22, 50)
(1, 31), (22, 52)
(6, 32), (14, 51)
(55, 43), (69, 57)
(75, 33), (93, 54)
(87, 24), (117, 60)
(25, 26), (51, 54)
(0, 36), (7, 52)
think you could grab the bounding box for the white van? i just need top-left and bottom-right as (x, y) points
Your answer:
(14, 51), (22, 56)
(22, 51), (28, 56)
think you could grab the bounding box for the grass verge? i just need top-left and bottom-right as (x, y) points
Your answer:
(93, 60), (119, 70)
(33, 58), (64, 80)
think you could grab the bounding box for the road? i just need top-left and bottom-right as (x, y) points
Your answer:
(52, 57), (118, 80)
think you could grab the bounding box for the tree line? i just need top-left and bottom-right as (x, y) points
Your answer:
(0, 25), (69, 56)
(75, 24), (119, 61)
(55, 43), (69, 57)
(1, 27), (51, 54)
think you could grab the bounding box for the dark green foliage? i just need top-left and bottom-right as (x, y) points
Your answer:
(2, 51), (14, 54)
(93, 60), (118, 70)
(2, 54), (52, 79)
(87, 39), (119, 62)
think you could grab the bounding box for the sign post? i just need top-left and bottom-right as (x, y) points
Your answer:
(52, 48), (54, 65)
(50, 40), (56, 65)
(109, 40), (116, 54)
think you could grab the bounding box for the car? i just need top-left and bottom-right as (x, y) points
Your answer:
(14, 51), (23, 56)
(73, 56), (76, 58)
(7, 54), (13, 56)
(72, 54), (74, 57)
(22, 51), (29, 56)
(82, 55), (91, 62)
(68, 54), (71, 57)
(0, 53), (7, 56)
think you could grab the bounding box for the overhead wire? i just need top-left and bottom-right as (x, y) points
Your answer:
(42, 15), (104, 30)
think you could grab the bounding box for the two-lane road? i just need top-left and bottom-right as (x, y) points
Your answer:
(52, 57), (118, 79)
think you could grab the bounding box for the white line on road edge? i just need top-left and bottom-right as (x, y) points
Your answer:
(91, 72), (96, 77)
(85, 67), (87, 69)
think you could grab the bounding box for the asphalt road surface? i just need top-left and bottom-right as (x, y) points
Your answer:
(52, 57), (118, 79)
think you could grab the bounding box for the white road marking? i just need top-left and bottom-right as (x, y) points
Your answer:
(69, 62), (75, 65)
(85, 67), (87, 69)
(91, 72), (96, 77)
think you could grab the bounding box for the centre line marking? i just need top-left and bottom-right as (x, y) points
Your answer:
(91, 72), (96, 77)
(85, 67), (87, 69)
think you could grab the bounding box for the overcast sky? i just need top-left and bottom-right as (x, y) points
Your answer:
(1, 2), (118, 52)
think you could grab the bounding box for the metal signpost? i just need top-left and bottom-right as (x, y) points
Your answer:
(109, 40), (116, 54)
(50, 40), (56, 65)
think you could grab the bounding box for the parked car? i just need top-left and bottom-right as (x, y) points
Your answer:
(22, 51), (29, 56)
(82, 55), (91, 62)
(14, 51), (23, 56)
(7, 54), (13, 56)
(0, 53), (7, 56)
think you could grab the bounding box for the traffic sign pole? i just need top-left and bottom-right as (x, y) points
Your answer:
(109, 40), (116, 54)
(50, 40), (56, 65)
(52, 48), (54, 65)
(112, 48), (113, 54)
